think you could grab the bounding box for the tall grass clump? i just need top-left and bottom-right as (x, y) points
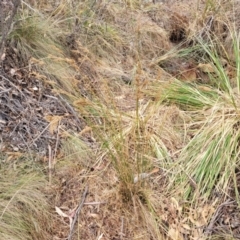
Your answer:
(7, 3), (80, 96)
(86, 101), (166, 238)
(0, 155), (52, 240)
(162, 32), (240, 204)
(75, 57), (190, 238)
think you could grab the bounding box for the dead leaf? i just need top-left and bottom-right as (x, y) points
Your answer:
(150, 168), (160, 174)
(55, 206), (75, 227)
(197, 63), (215, 73)
(73, 99), (91, 107)
(55, 206), (69, 218)
(134, 173), (150, 183)
(79, 126), (92, 136)
(1, 53), (6, 61)
(168, 227), (183, 240)
(10, 68), (16, 76)
(180, 69), (197, 82)
(171, 197), (179, 209)
(6, 151), (23, 158)
(197, 86), (212, 92)
(87, 213), (99, 219)
(182, 224), (191, 231)
(134, 168), (160, 183)
(44, 115), (63, 134)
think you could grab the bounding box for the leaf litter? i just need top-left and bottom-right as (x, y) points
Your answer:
(0, 46), (85, 156)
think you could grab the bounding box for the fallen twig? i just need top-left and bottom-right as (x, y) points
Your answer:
(48, 145), (52, 185)
(120, 216), (125, 240)
(53, 119), (61, 167)
(84, 201), (106, 205)
(205, 199), (235, 235)
(67, 186), (89, 240)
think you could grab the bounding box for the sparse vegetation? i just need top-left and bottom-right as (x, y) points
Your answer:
(2, 0), (240, 239)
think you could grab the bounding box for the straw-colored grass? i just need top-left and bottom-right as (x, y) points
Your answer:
(0, 155), (52, 240)
(2, 0), (240, 239)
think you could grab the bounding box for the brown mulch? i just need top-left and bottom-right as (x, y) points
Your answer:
(0, 46), (85, 156)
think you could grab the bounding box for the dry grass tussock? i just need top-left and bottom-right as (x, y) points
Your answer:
(0, 155), (54, 240)
(2, 0), (240, 239)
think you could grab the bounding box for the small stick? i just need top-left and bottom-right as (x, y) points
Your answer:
(205, 199), (235, 235)
(48, 145), (52, 185)
(67, 186), (89, 240)
(53, 120), (61, 166)
(120, 216), (124, 240)
(83, 201), (106, 205)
